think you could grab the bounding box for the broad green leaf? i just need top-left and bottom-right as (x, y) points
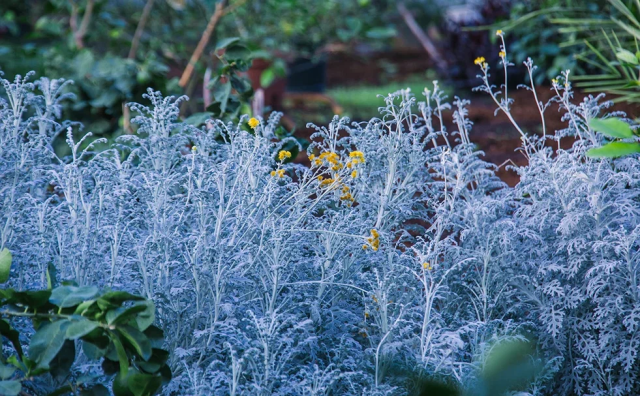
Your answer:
(127, 368), (163, 396)
(82, 340), (107, 361)
(616, 48), (639, 64)
(66, 318), (99, 339)
(50, 286), (99, 308)
(50, 340), (75, 380)
(260, 68), (275, 88)
(0, 363), (15, 380)
(0, 380), (21, 396)
(113, 370), (134, 396)
(0, 320), (23, 358)
(0, 248), (12, 283)
(117, 325), (152, 361)
(106, 303), (148, 326)
(29, 320), (71, 370)
(587, 141), (640, 158)
(97, 291), (144, 310)
(74, 300), (97, 316)
(183, 112), (213, 127)
(589, 118), (634, 138)
(12, 290), (52, 309)
(109, 331), (129, 376)
(48, 385), (75, 396)
(79, 384), (110, 396)
(143, 326), (164, 349)
(137, 349), (169, 374)
(135, 301), (155, 331)
(215, 37), (240, 51)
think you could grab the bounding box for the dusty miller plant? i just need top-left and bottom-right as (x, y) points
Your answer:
(1, 32), (640, 395)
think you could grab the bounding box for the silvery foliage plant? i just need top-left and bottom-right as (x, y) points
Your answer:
(2, 36), (640, 395)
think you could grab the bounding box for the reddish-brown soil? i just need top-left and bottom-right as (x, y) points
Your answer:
(286, 50), (640, 186)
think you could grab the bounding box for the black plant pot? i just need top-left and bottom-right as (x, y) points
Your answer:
(286, 58), (327, 93)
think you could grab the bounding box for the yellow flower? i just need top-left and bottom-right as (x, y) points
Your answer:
(499, 51), (506, 58)
(349, 151), (365, 164)
(271, 169), (285, 178)
(340, 192), (354, 202)
(278, 150), (292, 161)
(308, 153), (316, 161)
(551, 78), (558, 85)
(319, 178), (334, 188)
(474, 56), (486, 66)
(319, 151), (340, 165)
(365, 229), (380, 251)
(496, 29), (503, 36)
(422, 262), (432, 271)
(351, 170), (357, 178)
(248, 117), (259, 129)
(191, 145), (197, 152)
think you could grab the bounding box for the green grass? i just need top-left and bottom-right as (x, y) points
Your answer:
(328, 72), (449, 120)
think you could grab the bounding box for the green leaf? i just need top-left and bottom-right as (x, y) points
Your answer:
(108, 331), (129, 376)
(117, 325), (152, 361)
(106, 304), (148, 326)
(79, 384), (110, 396)
(183, 112), (213, 127)
(50, 340), (75, 380)
(127, 368), (163, 396)
(224, 44), (251, 61)
(0, 380), (21, 396)
(0, 248), (12, 284)
(113, 370), (134, 396)
(0, 363), (16, 380)
(589, 118), (634, 138)
(137, 349), (169, 374)
(260, 68), (275, 88)
(97, 291), (144, 310)
(46, 263), (57, 290)
(0, 320), (23, 358)
(215, 37), (240, 51)
(82, 340), (107, 361)
(135, 301), (155, 331)
(616, 48), (639, 65)
(47, 385), (74, 396)
(143, 326), (164, 349)
(587, 141), (640, 158)
(50, 286), (99, 308)
(66, 317), (99, 340)
(29, 320), (71, 370)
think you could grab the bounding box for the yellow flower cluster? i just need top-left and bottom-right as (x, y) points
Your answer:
(270, 169), (285, 178)
(349, 151), (365, 164)
(340, 185), (354, 205)
(363, 229), (380, 251)
(248, 117), (259, 129)
(422, 262), (432, 271)
(496, 29), (503, 36)
(278, 150), (292, 161)
(317, 176), (336, 188)
(499, 51), (506, 58)
(474, 56), (485, 66)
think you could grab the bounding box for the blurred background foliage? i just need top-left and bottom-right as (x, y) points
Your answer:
(1, 0), (639, 150)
